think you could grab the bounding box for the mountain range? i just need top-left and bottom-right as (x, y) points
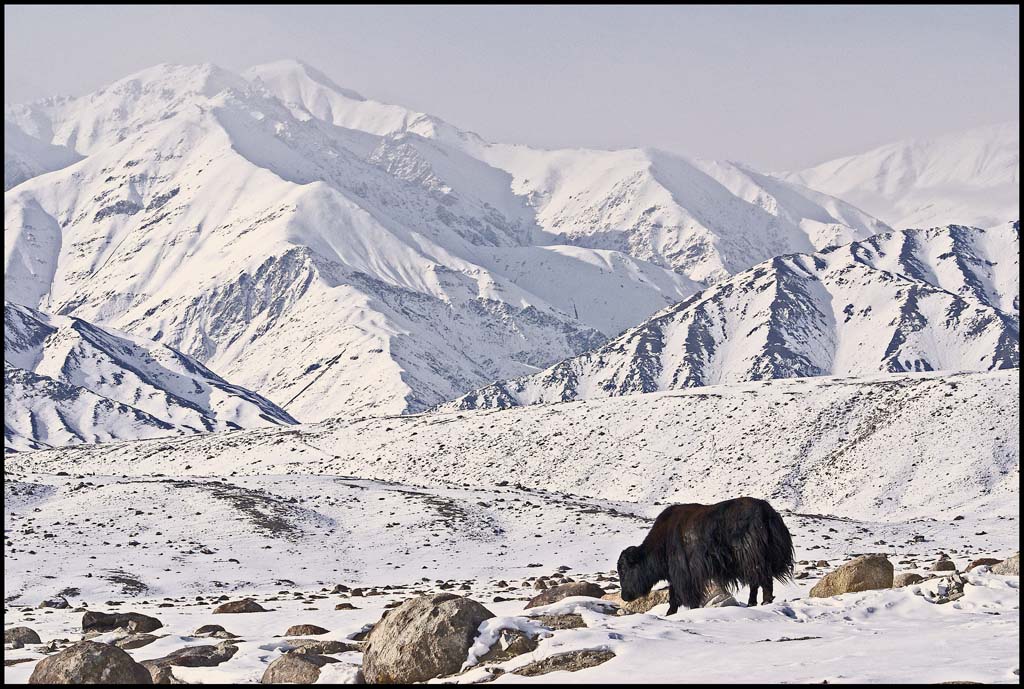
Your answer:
(443, 223), (1019, 410)
(3, 59), (1019, 448)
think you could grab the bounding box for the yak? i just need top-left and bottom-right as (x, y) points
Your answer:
(617, 497), (794, 614)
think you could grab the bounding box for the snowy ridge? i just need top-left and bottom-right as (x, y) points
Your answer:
(11, 369), (1019, 520)
(3, 121), (82, 191)
(443, 224), (1019, 410)
(4, 302), (295, 452)
(785, 122), (1019, 230)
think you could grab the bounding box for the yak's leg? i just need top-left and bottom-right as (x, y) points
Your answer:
(746, 585), (759, 607)
(760, 579), (774, 605)
(666, 586), (679, 616)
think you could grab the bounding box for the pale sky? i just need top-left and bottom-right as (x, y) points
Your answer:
(4, 5), (1019, 169)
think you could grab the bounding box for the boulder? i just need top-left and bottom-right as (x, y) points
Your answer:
(893, 572), (927, 588)
(141, 641), (239, 682)
(28, 640), (152, 684)
(525, 582), (605, 609)
(362, 594), (494, 683)
(932, 573), (967, 604)
(193, 624), (228, 636)
(261, 653), (339, 684)
(965, 558), (1002, 572)
(932, 558), (957, 572)
(512, 649), (615, 676)
(532, 613), (586, 630)
(703, 583), (740, 608)
(82, 611), (163, 634)
(112, 633), (161, 650)
(285, 639), (359, 655)
(284, 624), (329, 636)
(809, 555), (894, 597)
(992, 553), (1019, 576)
(213, 598), (267, 614)
(478, 629), (539, 664)
(602, 588), (669, 615)
(5, 626), (42, 648)
(38, 596), (70, 610)
(149, 641), (238, 667)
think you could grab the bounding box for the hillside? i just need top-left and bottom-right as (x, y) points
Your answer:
(444, 224), (1019, 410)
(785, 122), (1019, 230)
(4, 302), (295, 452)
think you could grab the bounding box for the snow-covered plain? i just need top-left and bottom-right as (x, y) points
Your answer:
(3, 372), (1019, 683)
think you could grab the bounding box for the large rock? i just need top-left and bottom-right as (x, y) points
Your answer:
(932, 557), (957, 572)
(38, 596), (70, 609)
(893, 572), (927, 588)
(285, 624), (329, 636)
(82, 611), (163, 634)
(285, 639), (359, 655)
(525, 582), (605, 609)
(478, 629), (539, 664)
(144, 641), (238, 669)
(28, 640), (152, 684)
(965, 558), (1002, 573)
(362, 594), (494, 683)
(213, 598), (267, 614)
(992, 553), (1019, 576)
(112, 634), (161, 650)
(5, 626), (42, 648)
(809, 555), (894, 597)
(602, 588), (669, 614)
(261, 653), (339, 684)
(141, 641), (238, 684)
(703, 583), (740, 608)
(512, 649), (615, 676)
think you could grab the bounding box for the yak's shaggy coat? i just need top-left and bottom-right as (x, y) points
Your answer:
(617, 497), (794, 613)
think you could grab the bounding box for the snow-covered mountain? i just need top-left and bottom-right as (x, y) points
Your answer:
(785, 122), (1019, 230)
(443, 223), (1019, 410)
(4, 60), (889, 421)
(3, 120), (81, 191)
(4, 302), (295, 452)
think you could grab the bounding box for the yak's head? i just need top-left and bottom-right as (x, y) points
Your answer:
(617, 545), (656, 602)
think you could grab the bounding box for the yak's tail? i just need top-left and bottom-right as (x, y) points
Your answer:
(760, 501), (795, 583)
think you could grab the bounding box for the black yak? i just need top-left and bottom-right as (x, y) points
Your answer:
(617, 497), (794, 614)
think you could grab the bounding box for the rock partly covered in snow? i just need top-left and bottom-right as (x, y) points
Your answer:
(992, 553), (1019, 576)
(27, 640), (152, 684)
(809, 555), (894, 597)
(362, 594), (494, 683)
(525, 581), (606, 609)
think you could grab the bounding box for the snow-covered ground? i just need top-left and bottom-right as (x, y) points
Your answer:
(15, 369), (1018, 518)
(3, 472), (1019, 684)
(4, 367), (1019, 683)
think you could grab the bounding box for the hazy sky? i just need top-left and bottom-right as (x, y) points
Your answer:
(4, 5), (1019, 169)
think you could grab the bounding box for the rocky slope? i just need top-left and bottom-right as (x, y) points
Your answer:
(444, 224), (1019, 410)
(12, 368), (1018, 520)
(4, 302), (295, 452)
